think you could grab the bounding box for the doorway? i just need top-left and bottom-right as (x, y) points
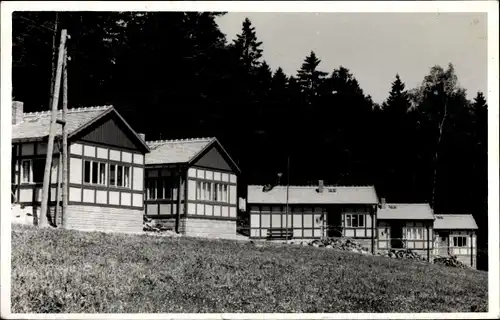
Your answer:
(389, 221), (404, 249)
(326, 205), (342, 237)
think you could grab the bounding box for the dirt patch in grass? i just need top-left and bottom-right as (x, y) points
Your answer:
(11, 224), (488, 313)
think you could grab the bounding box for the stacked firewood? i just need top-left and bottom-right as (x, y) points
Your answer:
(433, 255), (469, 269)
(377, 249), (425, 261)
(142, 216), (180, 236)
(306, 238), (371, 254)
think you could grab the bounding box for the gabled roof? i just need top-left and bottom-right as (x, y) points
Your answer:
(11, 106), (150, 152)
(434, 214), (478, 230)
(247, 185), (378, 205)
(377, 203), (434, 220)
(145, 137), (241, 173)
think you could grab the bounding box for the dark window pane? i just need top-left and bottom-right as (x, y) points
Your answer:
(32, 159), (46, 183)
(124, 167), (130, 188)
(99, 163), (106, 185)
(117, 165), (123, 186)
(22, 160), (31, 183)
(84, 160), (91, 183)
(109, 164), (116, 186)
(92, 162), (98, 184)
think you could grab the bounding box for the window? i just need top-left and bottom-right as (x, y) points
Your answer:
(207, 182), (212, 201)
(147, 180), (157, 200)
(99, 163), (106, 185)
(84, 160), (107, 185)
(21, 160), (32, 183)
(196, 181), (230, 203)
(404, 227), (424, 240)
(223, 185), (228, 202)
(110, 164), (116, 186)
(453, 236), (467, 247)
(32, 159), (45, 183)
(345, 214), (365, 228)
(124, 166), (130, 188)
(196, 181), (201, 199)
(117, 165), (123, 186)
(109, 164), (131, 188)
(161, 178), (175, 200)
(20, 159), (45, 184)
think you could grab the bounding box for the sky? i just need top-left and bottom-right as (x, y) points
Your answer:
(216, 12), (488, 104)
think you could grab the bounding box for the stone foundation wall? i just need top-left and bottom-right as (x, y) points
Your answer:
(184, 218), (237, 240)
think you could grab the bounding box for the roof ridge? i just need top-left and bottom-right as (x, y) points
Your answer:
(146, 137), (214, 144)
(23, 105), (112, 117)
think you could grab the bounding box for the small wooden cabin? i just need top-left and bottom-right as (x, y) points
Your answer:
(11, 101), (150, 233)
(247, 182), (379, 253)
(376, 201), (434, 261)
(433, 214), (478, 269)
(144, 137), (241, 239)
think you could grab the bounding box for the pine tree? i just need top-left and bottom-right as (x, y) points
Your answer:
(271, 67), (288, 94)
(255, 60), (273, 93)
(382, 74), (410, 116)
(232, 17), (263, 73)
(296, 51), (327, 103)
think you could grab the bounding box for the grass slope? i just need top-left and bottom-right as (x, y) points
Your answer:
(11, 224), (487, 313)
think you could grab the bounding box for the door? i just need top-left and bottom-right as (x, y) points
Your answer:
(390, 221), (404, 249)
(326, 205), (342, 237)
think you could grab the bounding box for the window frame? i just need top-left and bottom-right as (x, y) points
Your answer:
(84, 159), (108, 186)
(453, 235), (468, 247)
(21, 159), (33, 184)
(108, 163), (131, 189)
(344, 213), (365, 228)
(195, 180), (230, 204)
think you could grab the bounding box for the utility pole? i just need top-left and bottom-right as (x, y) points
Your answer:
(285, 156), (290, 243)
(49, 13), (59, 109)
(61, 43), (69, 228)
(39, 29), (67, 227)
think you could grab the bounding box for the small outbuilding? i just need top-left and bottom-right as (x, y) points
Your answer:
(376, 201), (434, 261)
(144, 137), (240, 239)
(247, 181), (379, 252)
(11, 101), (150, 233)
(433, 214), (478, 269)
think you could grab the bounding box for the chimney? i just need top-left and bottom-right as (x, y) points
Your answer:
(381, 197), (386, 209)
(318, 180), (324, 193)
(12, 101), (24, 125)
(138, 133), (146, 141)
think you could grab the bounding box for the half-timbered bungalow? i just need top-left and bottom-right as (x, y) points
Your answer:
(376, 201), (434, 261)
(144, 137), (241, 239)
(11, 101), (149, 233)
(247, 181), (379, 253)
(433, 214), (478, 269)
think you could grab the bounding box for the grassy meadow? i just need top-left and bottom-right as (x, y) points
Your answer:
(11, 224), (488, 313)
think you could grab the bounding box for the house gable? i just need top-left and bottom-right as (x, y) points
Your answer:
(73, 112), (146, 152)
(192, 143), (235, 173)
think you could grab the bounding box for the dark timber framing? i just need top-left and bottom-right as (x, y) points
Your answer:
(144, 138), (241, 235)
(11, 107), (150, 223)
(249, 203), (376, 241)
(376, 219), (434, 258)
(69, 140), (145, 210)
(434, 229), (476, 268)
